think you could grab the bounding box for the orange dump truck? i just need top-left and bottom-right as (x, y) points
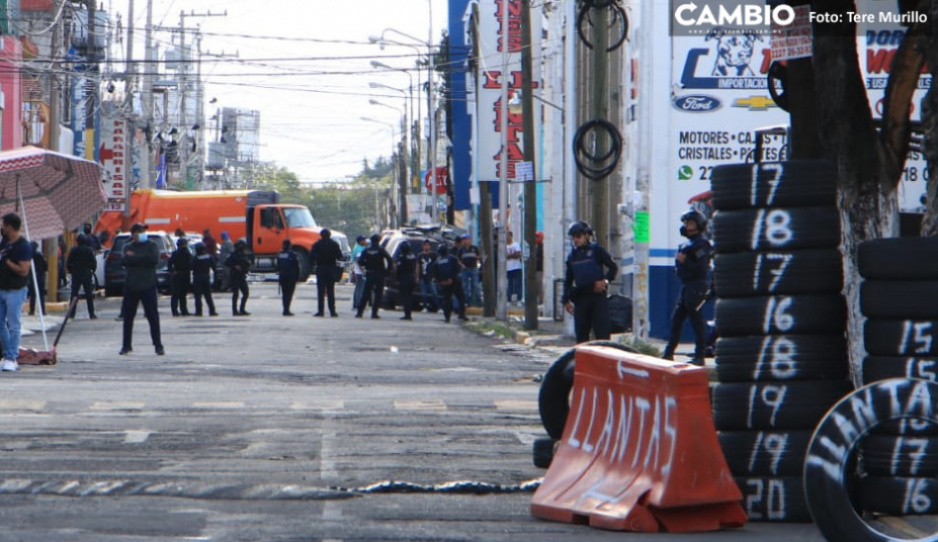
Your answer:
(94, 189), (323, 279)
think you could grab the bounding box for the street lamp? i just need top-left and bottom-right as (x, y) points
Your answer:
(361, 116), (403, 228)
(369, 31), (440, 224)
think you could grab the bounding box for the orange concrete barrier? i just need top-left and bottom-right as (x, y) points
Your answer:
(531, 345), (747, 532)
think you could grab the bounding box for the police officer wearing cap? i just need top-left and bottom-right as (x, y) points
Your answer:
(191, 242), (218, 316)
(66, 234), (98, 319)
(662, 210), (713, 365)
(561, 221), (618, 344)
(355, 234), (393, 319)
(395, 242), (418, 320)
(430, 244), (468, 323)
(311, 228), (343, 317)
(120, 223), (164, 356)
(457, 234), (482, 307)
(168, 237), (193, 317)
(277, 240), (300, 316)
(225, 239), (253, 316)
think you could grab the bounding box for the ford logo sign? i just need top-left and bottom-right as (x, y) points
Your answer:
(673, 95), (721, 112)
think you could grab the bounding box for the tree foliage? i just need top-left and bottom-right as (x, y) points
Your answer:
(252, 158), (394, 240)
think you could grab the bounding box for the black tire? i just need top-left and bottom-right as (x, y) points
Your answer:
(864, 319), (938, 356)
(719, 431), (811, 477)
(710, 161), (836, 210)
(712, 380), (852, 430)
(735, 476), (812, 522)
(859, 237), (938, 280)
(804, 379), (938, 541)
(711, 207), (841, 254)
(713, 250), (842, 297)
(861, 280), (938, 319)
(859, 434), (938, 477)
(532, 437), (555, 469)
(859, 476), (938, 515)
(716, 335), (847, 363)
(715, 295), (846, 337)
(294, 249), (311, 282)
(861, 356), (938, 385)
(715, 356), (847, 383)
(537, 341), (639, 440)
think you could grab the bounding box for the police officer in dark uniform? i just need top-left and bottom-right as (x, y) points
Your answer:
(191, 242), (218, 316)
(225, 239), (252, 316)
(66, 234), (98, 319)
(278, 239), (300, 316)
(561, 221), (618, 343)
(430, 245), (468, 323)
(168, 238), (193, 316)
(355, 234), (393, 319)
(417, 239), (439, 312)
(311, 228), (343, 317)
(395, 242), (418, 320)
(662, 210), (713, 365)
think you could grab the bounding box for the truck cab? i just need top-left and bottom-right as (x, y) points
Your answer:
(247, 203), (321, 279)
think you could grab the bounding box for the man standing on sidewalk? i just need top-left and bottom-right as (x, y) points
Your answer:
(120, 223), (164, 356)
(0, 213), (33, 371)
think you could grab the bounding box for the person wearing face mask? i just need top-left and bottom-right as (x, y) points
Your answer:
(561, 221), (618, 344)
(661, 210), (713, 366)
(119, 223), (164, 356)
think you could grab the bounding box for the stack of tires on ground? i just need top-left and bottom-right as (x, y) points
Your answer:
(708, 161), (851, 522)
(857, 237), (938, 516)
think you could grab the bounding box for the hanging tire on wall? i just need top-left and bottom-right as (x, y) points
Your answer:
(718, 431), (811, 477)
(537, 341), (639, 441)
(711, 207), (841, 254)
(713, 250), (842, 297)
(861, 356), (938, 385)
(861, 280), (938, 319)
(712, 380), (852, 430)
(710, 161), (837, 210)
(735, 476), (812, 522)
(715, 295), (847, 337)
(859, 237), (938, 280)
(864, 319), (938, 356)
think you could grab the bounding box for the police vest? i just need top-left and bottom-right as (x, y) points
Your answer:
(570, 244), (604, 289)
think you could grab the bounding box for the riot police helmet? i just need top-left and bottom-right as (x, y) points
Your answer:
(567, 221), (593, 237)
(680, 210), (708, 233)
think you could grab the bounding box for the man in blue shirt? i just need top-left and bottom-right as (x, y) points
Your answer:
(0, 213), (33, 372)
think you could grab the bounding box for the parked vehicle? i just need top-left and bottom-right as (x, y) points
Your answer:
(103, 230), (176, 297)
(379, 225), (465, 309)
(94, 190), (329, 281)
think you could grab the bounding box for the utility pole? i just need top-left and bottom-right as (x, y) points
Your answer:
(125, 0), (136, 218)
(590, 5), (609, 244)
(46, 0), (64, 303)
(177, 9), (226, 190)
(84, 0), (97, 162)
(141, 0), (154, 189)
(496, 0), (510, 322)
(521, 0), (538, 330)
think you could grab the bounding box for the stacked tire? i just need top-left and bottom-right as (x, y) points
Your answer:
(709, 161), (850, 522)
(857, 237), (938, 516)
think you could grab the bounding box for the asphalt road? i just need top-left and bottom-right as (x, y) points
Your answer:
(0, 282), (832, 541)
